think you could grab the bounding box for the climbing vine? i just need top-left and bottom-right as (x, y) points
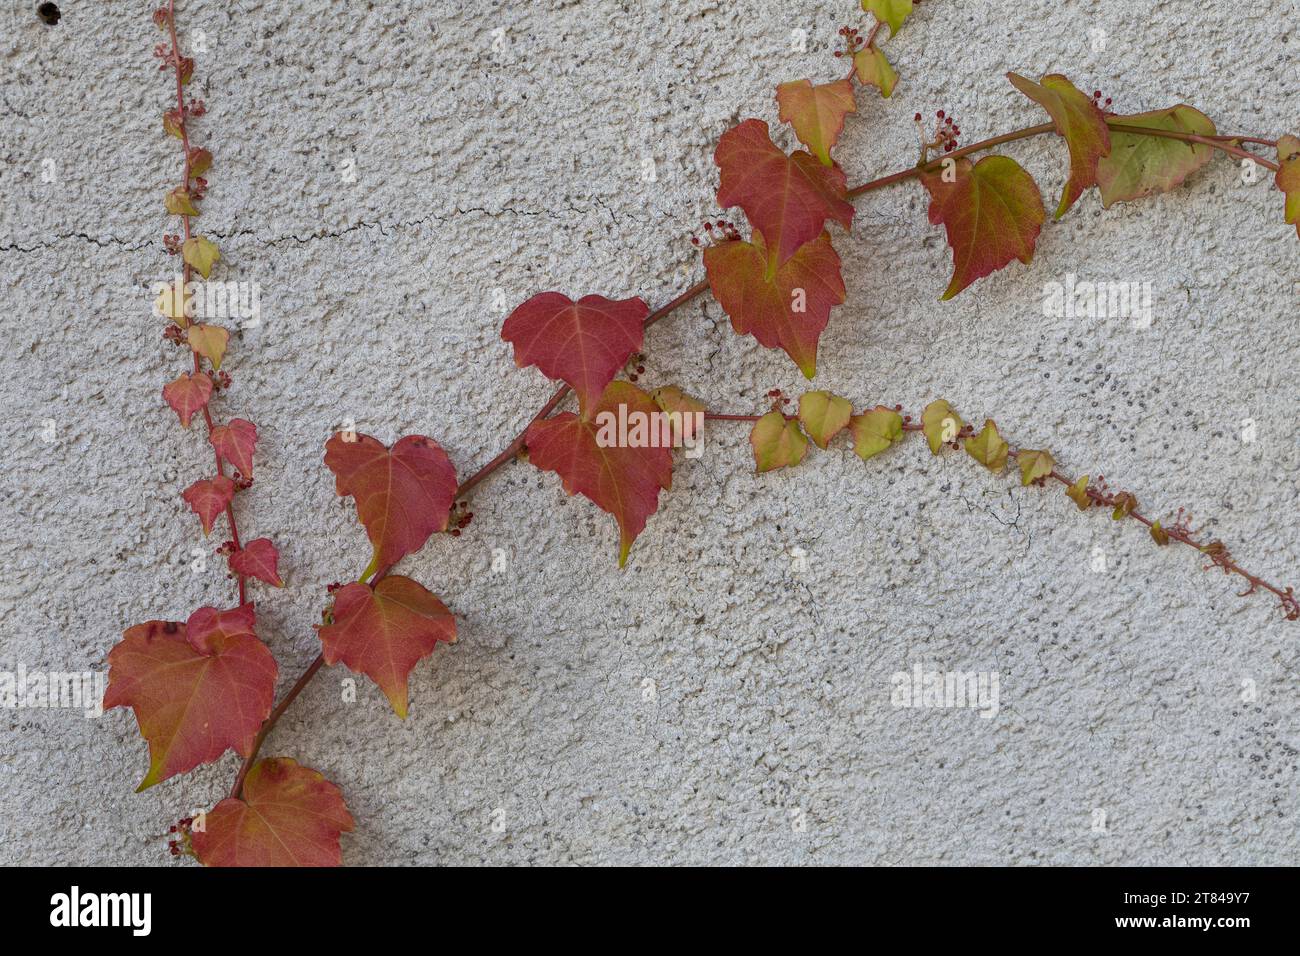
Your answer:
(106, 0), (1299, 865)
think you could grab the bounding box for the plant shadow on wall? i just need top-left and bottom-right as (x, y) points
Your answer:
(105, 0), (1300, 865)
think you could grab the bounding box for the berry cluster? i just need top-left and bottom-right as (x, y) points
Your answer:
(1090, 89), (1115, 115)
(448, 500), (474, 537)
(833, 25), (868, 58)
(626, 351), (647, 383)
(211, 370), (232, 391)
(690, 220), (741, 250)
(162, 324), (186, 345)
(915, 110), (962, 155)
(766, 388), (793, 412)
(162, 233), (182, 255)
(166, 817), (196, 859)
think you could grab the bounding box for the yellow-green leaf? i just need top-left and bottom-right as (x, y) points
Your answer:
(797, 390), (853, 449)
(649, 385), (707, 448)
(155, 278), (190, 328)
(1066, 474), (1091, 510)
(751, 412), (807, 473)
(1276, 134), (1300, 239)
(188, 324), (229, 371)
(165, 187), (200, 217)
(853, 45), (897, 98)
(183, 236), (221, 279)
(188, 148), (213, 178)
(862, 0), (912, 36)
(775, 78), (857, 167)
(849, 407), (904, 461)
(1096, 106), (1217, 207)
(163, 110), (184, 139)
(1111, 491), (1138, 520)
(921, 399), (962, 454)
(1018, 449), (1055, 485)
(965, 419), (1008, 472)
(1150, 520), (1170, 546)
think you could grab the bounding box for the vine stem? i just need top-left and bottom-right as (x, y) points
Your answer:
(224, 112), (1287, 797)
(165, 0), (247, 605)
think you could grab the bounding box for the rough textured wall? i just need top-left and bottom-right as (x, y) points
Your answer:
(0, 0), (1296, 865)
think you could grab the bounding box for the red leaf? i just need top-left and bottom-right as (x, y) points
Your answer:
(525, 380), (673, 566)
(104, 606), (276, 790)
(229, 537), (283, 587)
(162, 371), (212, 428)
(210, 418), (258, 477)
(501, 292), (647, 414)
(703, 229), (845, 378)
(182, 475), (235, 535)
(324, 433), (458, 572)
(922, 155), (1046, 299)
(317, 575), (456, 719)
(714, 118), (854, 267)
(192, 758), (354, 867)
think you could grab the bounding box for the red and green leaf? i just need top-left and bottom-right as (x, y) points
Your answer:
(703, 229), (846, 378)
(210, 418), (257, 478)
(714, 118), (854, 267)
(776, 78), (857, 166)
(229, 537), (283, 588)
(317, 575), (457, 719)
(1007, 72), (1111, 219)
(324, 433), (458, 574)
(162, 371), (212, 428)
(104, 607), (276, 790)
(501, 292), (647, 414)
(922, 155), (1046, 299)
(525, 380), (673, 566)
(182, 475), (235, 535)
(192, 758), (353, 867)
(1095, 105), (1217, 207)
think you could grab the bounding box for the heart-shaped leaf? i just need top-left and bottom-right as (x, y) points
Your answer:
(751, 411), (808, 473)
(923, 155), (1046, 300)
(703, 229), (846, 378)
(921, 399), (963, 454)
(182, 475), (235, 535)
(1018, 448), (1056, 485)
(105, 607), (276, 790)
(850, 406), (904, 460)
(797, 390), (853, 448)
(182, 236), (220, 278)
(965, 419), (1009, 472)
(192, 758), (354, 867)
(863, 0), (912, 36)
(229, 537), (283, 588)
(317, 575), (457, 719)
(776, 78), (857, 166)
(525, 380), (673, 566)
(210, 418), (257, 477)
(188, 323), (229, 370)
(324, 433), (458, 573)
(501, 292), (647, 415)
(162, 371), (212, 428)
(854, 45), (897, 98)
(715, 119), (854, 268)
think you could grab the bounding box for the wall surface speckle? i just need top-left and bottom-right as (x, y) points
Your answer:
(1, 0), (1297, 865)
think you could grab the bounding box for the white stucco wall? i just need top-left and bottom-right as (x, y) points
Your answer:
(1, 0), (1296, 864)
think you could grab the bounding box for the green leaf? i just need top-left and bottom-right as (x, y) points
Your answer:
(965, 419), (1008, 472)
(1018, 449), (1055, 485)
(1007, 73), (1111, 219)
(182, 236), (221, 278)
(853, 45), (897, 98)
(921, 399), (962, 454)
(797, 391), (853, 449)
(1096, 105), (1217, 207)
(862, 0), (913, 36)
(1150, 520), (1170, 546)
(775, 78), (857, 166)
(1112, 491), (1138, 520)
(849, 407), (904, 461)
(750, 412), (808, 473)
